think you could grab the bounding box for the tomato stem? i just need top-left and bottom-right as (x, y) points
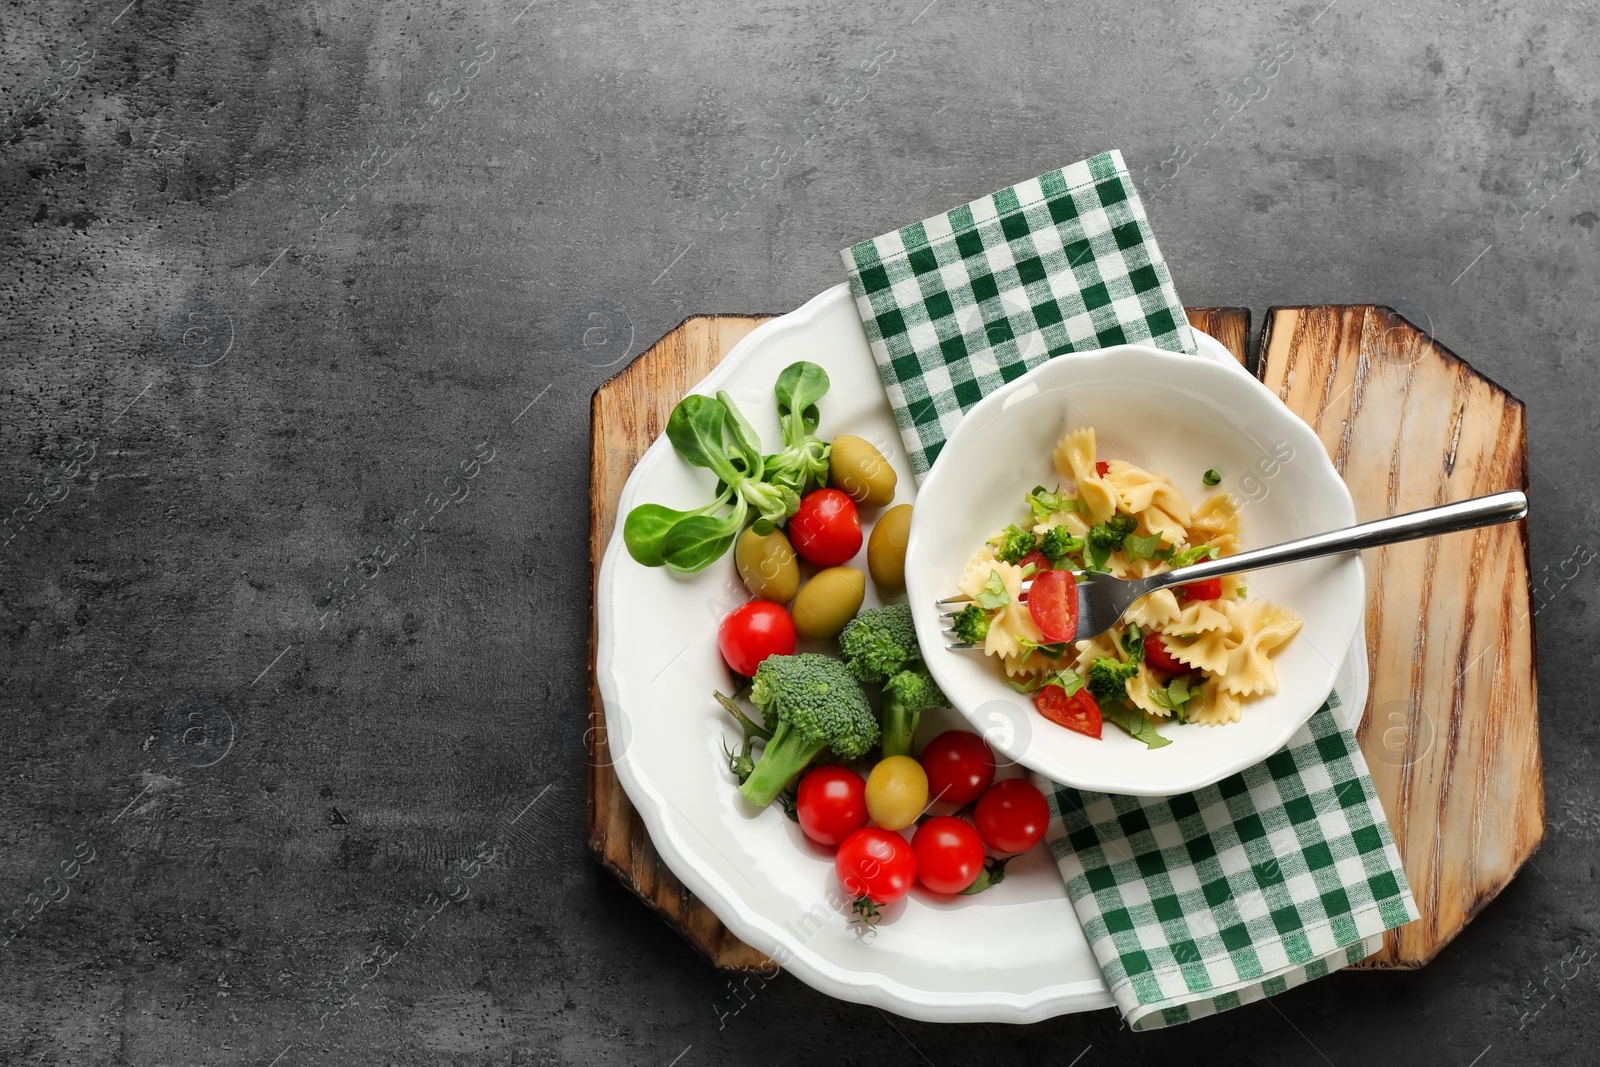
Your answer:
(958, 856), (1013, 895)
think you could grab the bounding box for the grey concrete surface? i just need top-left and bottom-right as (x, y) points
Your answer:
(1, 0), (1596, 1063)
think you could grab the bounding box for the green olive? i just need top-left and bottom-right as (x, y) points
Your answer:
(828, 435), (897, 509)
(734, 526), (800, 603)
(791, 566), (866, 642)
(867, 503), (913, 594)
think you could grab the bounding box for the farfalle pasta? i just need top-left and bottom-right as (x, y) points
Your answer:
(946, 427), (1301, 749)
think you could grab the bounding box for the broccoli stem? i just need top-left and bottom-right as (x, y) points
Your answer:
(714, 691), (773, 741)
(879, 694), (920, 759)
(739, 721), (828, 807)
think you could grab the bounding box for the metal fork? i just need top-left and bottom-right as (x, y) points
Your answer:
(939, 489), (1529, 648)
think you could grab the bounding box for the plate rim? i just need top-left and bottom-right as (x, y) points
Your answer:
(595, 283), (1115, 1022)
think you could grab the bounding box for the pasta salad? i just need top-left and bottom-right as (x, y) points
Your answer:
(948, 427), (1302, 749)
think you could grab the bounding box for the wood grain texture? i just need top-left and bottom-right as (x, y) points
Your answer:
(1185, 307), (1251, 367)
(1256, 306), (1543, 969)
(587, 308), (1251, 970)
(588, 314), (775, 972)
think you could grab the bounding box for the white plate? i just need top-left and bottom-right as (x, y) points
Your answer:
(905, 344), (1367, 796)
(595, 284), (1368, 1022)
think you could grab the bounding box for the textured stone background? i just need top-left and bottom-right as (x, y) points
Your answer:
(2, 0), (1596, 1063)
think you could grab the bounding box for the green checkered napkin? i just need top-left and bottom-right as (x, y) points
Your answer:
(840, 149), (1197, 481)
(842, 152), (1417, 1027)
(1040, 691), (1419, 1031)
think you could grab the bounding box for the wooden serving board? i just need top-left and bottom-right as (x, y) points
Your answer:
(588, 315), (774, 971)
(1256, 306), (1542, 967)
(587, 305), (1542, 973)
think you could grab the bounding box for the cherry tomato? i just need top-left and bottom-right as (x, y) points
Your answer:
(1144, 633), (1187, 674)
(864, 755), (928, 831)
(836, 827), (916, 919)
(1026, 568), (1079, 643)
(974, 778), (1050, 854)
(788, 489), (863, 567)
(1094, 460), (1110, 477)
(1034, 684), (1102, 739)
(795, 766), (868, 847)
(717, 601), (796, 677)
(911, 817), (986, 894)
(1179, 577), (1223, 601)
(1019, 548), (1053, 573)
(920, 730), (996, 807)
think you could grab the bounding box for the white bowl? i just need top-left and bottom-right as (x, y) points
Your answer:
(904, 345), (1364, 797)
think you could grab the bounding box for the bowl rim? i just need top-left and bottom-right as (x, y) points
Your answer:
(905, 341), (1365, 796)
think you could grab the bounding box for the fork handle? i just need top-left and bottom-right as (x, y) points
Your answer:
(1142, 489), (1529, 592)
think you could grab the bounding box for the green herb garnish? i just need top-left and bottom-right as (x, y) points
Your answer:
(1017, 636), (1071, 658)
(1098, 697), (1172, 749)
(974, 569), (1010, 610)
(1169, 544), (1221, 568)
(1151, 675), (1197, 721)
(1038, 668), (1086, 697)
(1123, 531), (1169, 562)
(1026, 485), (1077, 525)
(1120, 623), (1145, 662)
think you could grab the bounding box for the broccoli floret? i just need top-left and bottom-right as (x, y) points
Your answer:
(1086, 656), (1141, 701)
(951, 603), (991, 644)
(1088, 513), (1138, 554)
(1084, 513), (1139, 570)
(740, 654), (878, 807)
(838, 604), (946, 756)
(994, 523), (1039, 564)
(880, 666), (948, 758)
(837, 604), (921, 684)
(1039, 525), (1083, 567)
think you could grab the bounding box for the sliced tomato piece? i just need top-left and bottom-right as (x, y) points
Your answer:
(1094, 460), (1110, 477)
(1144, 633), (1187, 674)
(1026, 568), (1078, 642)
(1019, 548), (1053, 574)
(1035, 685), (1102, 739)
(1179, 577), (1223, 601)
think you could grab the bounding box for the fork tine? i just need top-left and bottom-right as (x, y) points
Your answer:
(938, 579), (1032, 608)
(936, 570), (1086, 607)
(941, 625), (976, 649)
(939, 569), (1122, 650)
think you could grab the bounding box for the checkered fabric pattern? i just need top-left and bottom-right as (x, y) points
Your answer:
(842, 153), (1417, 1027)
(1040, 693), (1419, 1031)
(840, 149), (1197, 481)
